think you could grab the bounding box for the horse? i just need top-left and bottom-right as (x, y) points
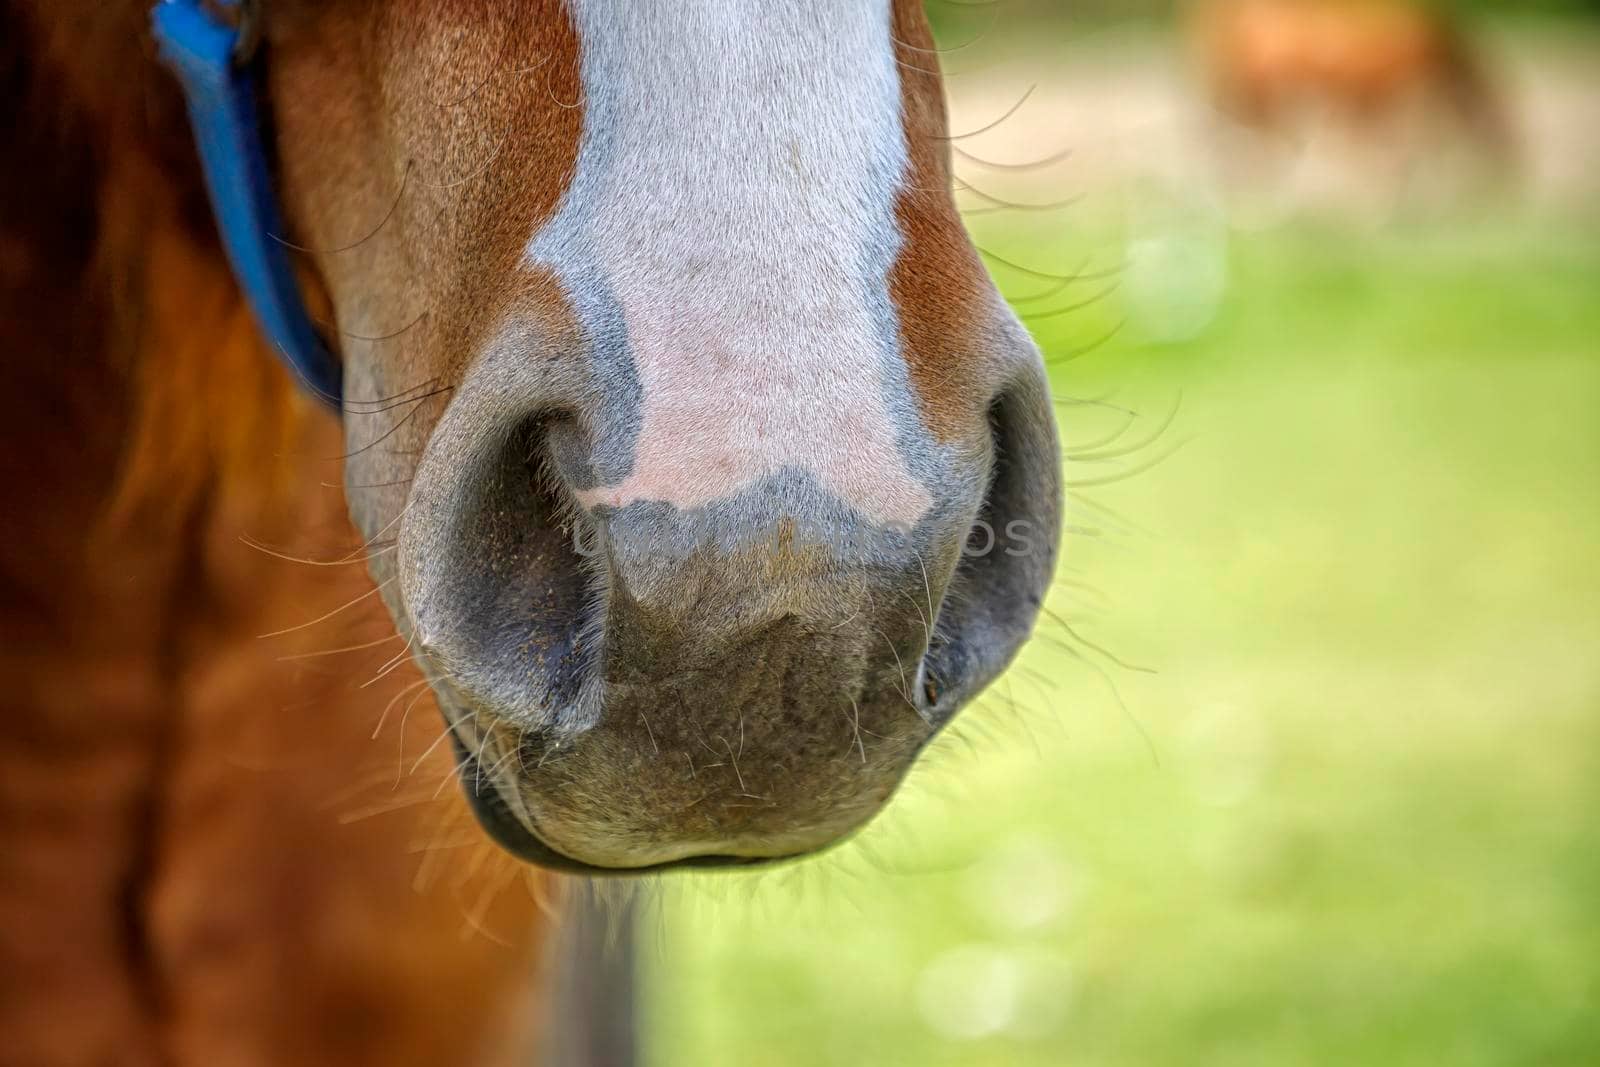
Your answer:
(1, 1), (1061, 1064)
(1191, 0), (1513, 173)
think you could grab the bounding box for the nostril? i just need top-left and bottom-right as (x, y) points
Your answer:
(399, 412), (598, 729)
(917, 376), (1062, 719)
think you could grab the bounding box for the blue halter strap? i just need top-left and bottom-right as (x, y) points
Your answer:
(150, 0), (343, 408)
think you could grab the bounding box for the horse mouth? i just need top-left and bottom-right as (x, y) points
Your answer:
(442, 720), (787, 876)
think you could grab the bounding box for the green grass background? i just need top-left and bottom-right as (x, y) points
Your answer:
(640, 165), (1600, 1065)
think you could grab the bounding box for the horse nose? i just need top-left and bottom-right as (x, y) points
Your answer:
(394, 346), (1059, 869)
(398, 392), (917, 727)
(396, 399), (945, 868)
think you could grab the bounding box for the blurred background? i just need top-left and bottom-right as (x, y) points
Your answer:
(641, 2), (1599, 1064)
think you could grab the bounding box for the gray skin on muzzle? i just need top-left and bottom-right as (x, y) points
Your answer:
(378, 313), (1060, 874)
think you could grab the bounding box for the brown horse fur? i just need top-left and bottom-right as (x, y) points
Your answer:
(1, 4), (559, 1064)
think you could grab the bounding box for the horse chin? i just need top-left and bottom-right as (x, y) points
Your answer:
(442, 720), (801, 876)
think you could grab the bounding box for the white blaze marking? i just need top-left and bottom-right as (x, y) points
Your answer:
(523, 0), (930, 527)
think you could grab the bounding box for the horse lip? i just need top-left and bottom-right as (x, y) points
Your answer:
(443, 729), (777, 876)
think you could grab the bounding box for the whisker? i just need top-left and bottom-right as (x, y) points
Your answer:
(407, 835), (486, 855)
(1063, 409), (1138, 454)
(504, 55), (554, 77)
(1050, 577), (1114, 609)
(428, 32), (512, 108)
(1063, 435), (1193, 488)
(521, 869), (562, 923)
(336, 477), (414, 491)
(358, 631), (418, 689)
(395, 679), (447, 779)
(1070, 492), (1150, 536)
(893, 5), (999, 56)
(343, 386), (454, 418)
(895, 586), (932, 648)
(270, 160), (412, 254)
(338, 789), (444, 825)
(954, 143), (1074, 172)
(873, 624), (914, 708)
(349, 503), (412, 561)
(277, 631), (403, 662)
(1005, 260), (1124, 306)
(1068, 391), (1182, 463)
(1008, 667), (1060, 720)
(334, 397), (432, 461)
(941, 83), (1036, 141)
(1011, 663), (1060, 692)
(483, 746), (520, 783)
(318, 309), (429, 345)
(1038, 605), (1154, 675)
(458, 861), (519, 946)
(980, 244), (1102, 285)
(1054, 639), (1160, 767)
(257, 579), (390, 639)
(240, 534), (383, 568)
(844, 697), (867, 764)
(431, 752), (473, 799)
(1045, 319), (1126, 366)
(1020, 282), (1120, 323)
(412, 800), (470, 891)
(373, 677), (432, 741)
(912, 548), (935, 632)
(954, 177), (1083, 213)
(1054, 392), (1137, 416)
(342, 376), (447, 410)
(408, 722), (457, 778)
(418, 123), (515, 190)
(433, 43), (555, 115)
(548, 77), (584, 110)
(472, 719), (497, 797)
(720, 736), (748, 794)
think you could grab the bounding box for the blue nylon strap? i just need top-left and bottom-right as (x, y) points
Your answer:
(150, 0), (343, 407)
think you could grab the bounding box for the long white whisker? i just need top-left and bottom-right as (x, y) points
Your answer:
(373, 678), (432, 741)
(359, 631), (418, 688)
